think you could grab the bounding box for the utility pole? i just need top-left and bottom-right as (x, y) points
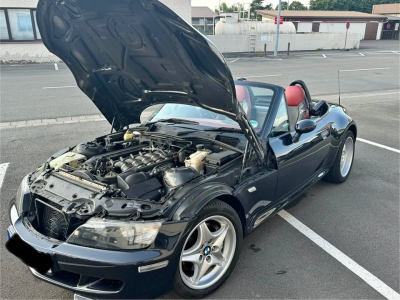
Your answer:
(287, 0), (290, 10)
(274, 0), (282, 56)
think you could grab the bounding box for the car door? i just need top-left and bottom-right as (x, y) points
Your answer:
(269, 95), (331, 200)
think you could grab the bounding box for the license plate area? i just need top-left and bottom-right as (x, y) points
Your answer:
(5, 233), (53, 274)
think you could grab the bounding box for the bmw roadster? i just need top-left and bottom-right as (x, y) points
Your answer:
(6, 0), (356, 299)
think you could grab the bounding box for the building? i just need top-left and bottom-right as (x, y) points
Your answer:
(0, 0), (191, 62)
(372, 3), (400, 17)
(372, 3), (400, 39)
(191, 6), (217, 35)
(256, 10), (387, 40)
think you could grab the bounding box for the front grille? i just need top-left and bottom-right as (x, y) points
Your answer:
(216, 136), (240, 147)
(36, 199), (70, 241)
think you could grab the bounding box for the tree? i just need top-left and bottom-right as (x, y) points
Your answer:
(264, 3), (273, 10)
(275, 1), (288, 10)
(217, 2), (244, 13)
(289, 0), (308, 10)
(309, 0), (400, 13)
(250, 0), (273, 20)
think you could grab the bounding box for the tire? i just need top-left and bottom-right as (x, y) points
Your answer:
(325, 131), (355, 183)
(173, 199), (243, 299)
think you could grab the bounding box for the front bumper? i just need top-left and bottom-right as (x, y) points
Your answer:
(7, 211), (190, 299)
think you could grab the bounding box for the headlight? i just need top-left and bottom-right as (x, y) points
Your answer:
(15, 175), (30, 216)
(67, 218), (162, 250)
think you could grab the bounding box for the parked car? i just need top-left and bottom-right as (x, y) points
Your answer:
(6, 0), (356, 299)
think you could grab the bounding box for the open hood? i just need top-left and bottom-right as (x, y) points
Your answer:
(37, 0), (264, 161)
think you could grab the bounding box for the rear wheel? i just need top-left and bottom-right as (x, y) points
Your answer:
(174, 200), (242, 298)
(325, 131), (355, 183)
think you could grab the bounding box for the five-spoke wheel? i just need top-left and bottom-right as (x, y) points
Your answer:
(174, 200), (242, 298)
(180, 216), (236, 289)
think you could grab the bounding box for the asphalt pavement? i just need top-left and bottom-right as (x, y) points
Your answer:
(0, 40), (399, 299)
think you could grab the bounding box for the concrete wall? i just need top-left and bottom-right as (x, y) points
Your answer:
(319, 22), (367, 40)
(208, 32), (362, 53)
(297, 22), (312, 33)
(0, 43), (60, 63)
(377, 22), (383, 40)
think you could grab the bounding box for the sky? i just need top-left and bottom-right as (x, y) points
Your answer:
(191, 0), (310, 10)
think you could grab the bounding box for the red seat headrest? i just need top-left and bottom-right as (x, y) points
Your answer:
(285, 86), (306, 107)
(235, 85), (250, 103)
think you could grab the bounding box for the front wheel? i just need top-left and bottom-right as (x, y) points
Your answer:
(174, 200), (243, 298)
(325, 131), (355, 183)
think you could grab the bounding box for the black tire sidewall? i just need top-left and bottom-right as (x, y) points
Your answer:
(173, 200), (243, 299)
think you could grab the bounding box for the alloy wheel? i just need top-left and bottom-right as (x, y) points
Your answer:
(179, 215), (236, 290)
(340, 136), (354, 177)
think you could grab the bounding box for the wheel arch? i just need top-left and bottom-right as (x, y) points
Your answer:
(171, 184), (246, 236)
(215, 194), (246, 236)
(347, 123), (357, 139)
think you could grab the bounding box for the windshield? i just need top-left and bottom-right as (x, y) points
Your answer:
(143, 84), (275, 132)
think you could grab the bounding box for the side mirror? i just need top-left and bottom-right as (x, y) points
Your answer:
(295, 119), (317, 134)
(293, 119), (317, 142)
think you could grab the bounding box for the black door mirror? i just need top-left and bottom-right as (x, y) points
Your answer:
(295, 119), (317, 134)
(293, 119), (317, 142)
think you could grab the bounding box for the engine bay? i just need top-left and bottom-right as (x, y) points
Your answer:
(47, 129), (241, 203)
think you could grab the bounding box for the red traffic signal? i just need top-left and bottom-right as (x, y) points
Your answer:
(275, 17), (284, 25)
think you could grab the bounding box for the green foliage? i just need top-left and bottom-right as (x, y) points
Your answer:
(275, 1), (288, 10)
(289, 0), (308, 10)
(250, 0), (273, 20)
(309, 0), (400, 13)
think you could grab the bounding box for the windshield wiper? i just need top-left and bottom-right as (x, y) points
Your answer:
(144, 118), (199, 126)
(204, 127), (242, 133)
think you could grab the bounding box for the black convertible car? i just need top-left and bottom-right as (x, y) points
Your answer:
(6, 0), (357, 299)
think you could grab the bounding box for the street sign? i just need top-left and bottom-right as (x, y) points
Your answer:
(274, 17), (283, 25)
(343, 21), (350, 50)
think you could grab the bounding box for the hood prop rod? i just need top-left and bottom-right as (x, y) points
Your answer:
(239, 141), (250, 182)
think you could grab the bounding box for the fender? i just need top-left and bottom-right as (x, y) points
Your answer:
(171, 183), (234, 221)
(326, 104), (357, 162)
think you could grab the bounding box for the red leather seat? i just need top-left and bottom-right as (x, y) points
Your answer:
(235, 85), (251, 117)
(285, 86), (309, 130)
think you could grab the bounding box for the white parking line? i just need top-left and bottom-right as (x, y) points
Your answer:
(0, 163), (9, 190)
(42, 86), (78, 89)
(279, 210), (400, 300)
(357, 138), (400, 154)
(322, 54), (327, 58)
(229, 58), (240, 63)
(237, 74), (282, 78)
(340, 67), (391, 72)
(359, 53), (365, 56)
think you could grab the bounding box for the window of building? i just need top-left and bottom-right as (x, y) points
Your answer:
(0, 10), (9, 40)
(0, 8), (41, 41)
